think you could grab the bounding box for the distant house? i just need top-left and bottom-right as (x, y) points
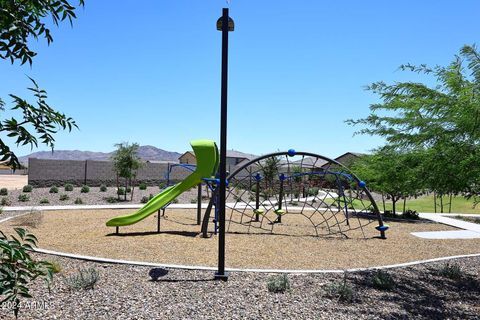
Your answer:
(178, 150), (256, 171)
(322, 152), (366, 169)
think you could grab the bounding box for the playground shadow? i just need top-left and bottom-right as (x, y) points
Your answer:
(106, 230), (199, 238)
(147, 268), (215, 283)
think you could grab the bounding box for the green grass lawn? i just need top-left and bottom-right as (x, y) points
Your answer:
(382, 195), (480, 214)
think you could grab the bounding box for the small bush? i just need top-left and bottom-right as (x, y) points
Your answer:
(267, 274), (291, 293)
(403, 209), (419, 220)
(74, 198), (83, 205)
(140, 196), (149, 204)
(190, 198), (198, 204)
(22, 185), (33, 192)
(64, 267), (99, 290)
(117, 187), (126, 196)
(64, 183), (74, 191)
(18, 194), (29, 202)
(0, 188), (8, 196)
(438, 262), (462, 280)
(47, 260), (62, 274)
(126, 187), (132, 193)
(49, 186), (59, 193)
(371, 270), (395, 290)
(80, 185), (90, 193)
(105, 197), (118, 204)
(139, 182), (147, 190)
(149, 194), (154, 200)
(59, 194), (69, 201)
(307, 187), (319, 197)
(1, 197), (11, 206)
(99, 184), (107, 192)
(39, 198), (50, 204)
(326, 274), (355, 303)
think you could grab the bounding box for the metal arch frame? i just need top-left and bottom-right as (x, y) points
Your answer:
(227, 151), (387, 238)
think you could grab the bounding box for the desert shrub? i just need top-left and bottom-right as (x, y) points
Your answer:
(18, 194), (29, 202)
(47, 260), (62, 274)
(64, 183), (74, 191)
(22, 184), (33, 192)
(1, 197), (11, 206)
(39, 198), (49, 204)
(64, 267), (99, 291)
(99, 184), (107, 192)
(80, 185), (90, 193)
(105, 196), (118, 204)
(403, 209), (419, 220)
(307, 187), (319, 196)
(371, 270), (395, 290)
(117, 187), (125, 196)
(149, 194), (154, 200)
(49, 185), (59, 193)
(140, 196), (149, 204)
(438, 262), (462, 280)
(0, 228), (54, 318)
(267, 274), (291, 293)
(139, 182), (147, 190)
(59, 194), (69, 201)
(126, 187), (132, 193)
(74, 198), (83, 204)
(326, 274), (355, 303)
(10, 210), (43, 228)
(0, 187), (8, 196)
(190, 198), (197, 204)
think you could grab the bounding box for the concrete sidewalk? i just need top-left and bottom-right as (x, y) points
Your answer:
(412, 213), (480, 239)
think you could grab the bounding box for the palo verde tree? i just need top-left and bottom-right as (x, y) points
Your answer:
(0, 0), (84, 169)
(347, 45), (480, 208)
(350, 148), (424, 215)
(111, 142), (142, 201)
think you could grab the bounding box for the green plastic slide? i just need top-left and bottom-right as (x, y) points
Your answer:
(106, 140), (219, 227)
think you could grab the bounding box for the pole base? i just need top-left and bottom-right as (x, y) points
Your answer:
(214, 271), (229, 281)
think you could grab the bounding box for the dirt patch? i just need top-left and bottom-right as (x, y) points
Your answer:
(2, 208), (480, 270)
(0, 174), (28, 190)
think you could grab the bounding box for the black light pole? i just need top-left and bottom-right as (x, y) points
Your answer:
(215, 8), (234, 281)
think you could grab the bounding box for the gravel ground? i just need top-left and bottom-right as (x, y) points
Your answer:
(0, 185), (205, 207)
(0, 253), (479, 319)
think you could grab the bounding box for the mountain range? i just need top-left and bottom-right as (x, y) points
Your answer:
(18, 145), (182, 163)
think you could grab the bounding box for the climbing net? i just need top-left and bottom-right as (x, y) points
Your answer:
(224, 151), (384, 239)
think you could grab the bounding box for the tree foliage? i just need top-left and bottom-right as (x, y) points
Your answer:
(111, 142), (142, 201)
(350, 149), (423, 214)
(1, 77), (78, 169)
(0, 0), (85, 65)
(0, 228), (54, 318)
(347, 45), (480, 201)
(0, 0), (83, 170)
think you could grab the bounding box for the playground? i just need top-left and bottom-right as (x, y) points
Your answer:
(2, 207), (480, 271)
(2, 140), (480, 271)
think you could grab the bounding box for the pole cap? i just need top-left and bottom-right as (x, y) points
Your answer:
(217, 17), (235, 31)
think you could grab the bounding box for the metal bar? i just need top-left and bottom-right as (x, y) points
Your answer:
(197, 184), (202, 225)
(157, 209), (161, 233)
(216, 7), (229, 281)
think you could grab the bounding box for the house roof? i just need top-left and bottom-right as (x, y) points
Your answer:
(292, 157), (328, 168)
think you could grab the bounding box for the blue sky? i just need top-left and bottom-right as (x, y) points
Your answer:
(1, 0), (479, 158)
